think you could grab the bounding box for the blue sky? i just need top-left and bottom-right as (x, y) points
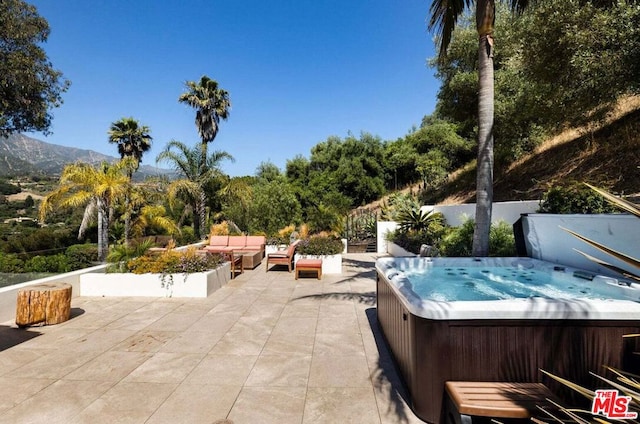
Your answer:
(29, 0), (440, 177)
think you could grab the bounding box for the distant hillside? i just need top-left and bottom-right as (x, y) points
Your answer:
(437, 101), (640, 204)
(0, 134), (170, 179)
(359, 97), (640, 212)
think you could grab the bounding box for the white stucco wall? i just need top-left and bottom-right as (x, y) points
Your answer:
(421, 200), (540, 227)
(520, 213), (639, 276)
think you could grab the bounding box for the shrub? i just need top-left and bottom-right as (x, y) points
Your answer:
(538, 183), (618, 214)
(126, 248), (223, 275)
(489, 221), (517, 257)
(437, 219), (516, 257)
(24, 254), (69, 273)
(296, 235), (343, 255)
(65, 244), (98, 270)
(438, 219), (475, 257)
(0, 253), (24, 272)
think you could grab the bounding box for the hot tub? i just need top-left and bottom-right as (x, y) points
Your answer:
(375, 257), (640, 424)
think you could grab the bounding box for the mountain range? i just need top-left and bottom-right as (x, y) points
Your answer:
(0, 134), (169, 178)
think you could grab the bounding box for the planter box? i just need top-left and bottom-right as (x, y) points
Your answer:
(80, 263), (231, 298)
(294, 254), (342, 275)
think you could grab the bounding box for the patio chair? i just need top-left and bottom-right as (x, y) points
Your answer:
(266, 240), (299, 272)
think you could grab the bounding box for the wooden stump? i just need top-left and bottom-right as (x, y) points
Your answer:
(16, 282), (72, 327)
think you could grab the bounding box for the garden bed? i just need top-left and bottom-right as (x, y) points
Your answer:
(80, 262), (231, 298)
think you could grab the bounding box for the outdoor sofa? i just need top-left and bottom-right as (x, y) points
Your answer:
(201, 235), (266, 256)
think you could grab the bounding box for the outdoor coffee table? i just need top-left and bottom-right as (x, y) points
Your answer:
(241, 251), (262, 269)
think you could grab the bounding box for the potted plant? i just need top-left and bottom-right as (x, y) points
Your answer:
(80, 246), (231, 298)
(294, 234), (344, 274)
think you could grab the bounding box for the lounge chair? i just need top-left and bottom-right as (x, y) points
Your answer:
(265, 241), (299, 272)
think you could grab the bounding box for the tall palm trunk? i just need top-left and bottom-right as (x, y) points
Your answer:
(124, 172), (132, 246)
(472, 0), (495, 257)
(198, 189), (207, 240)
(97, 197), (110, 262)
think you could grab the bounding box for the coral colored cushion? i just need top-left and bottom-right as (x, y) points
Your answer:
(209, 235), (228, 246)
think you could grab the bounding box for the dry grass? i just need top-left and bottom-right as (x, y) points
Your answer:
(385, 95), (640, 207)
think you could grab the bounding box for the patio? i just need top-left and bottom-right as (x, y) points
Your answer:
(0, 254), (424, 424)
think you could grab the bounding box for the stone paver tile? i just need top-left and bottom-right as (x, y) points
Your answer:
(278, 303), (320, 318)
(112, 330), (176, 353)
(146, 383), (241, 424)
(313, 331), (365, 356)
(12, 326), (94, 350)
(0, 379), (114, 424)
(0, 377), (55, 412)
(371, 376), (423, 424)
(123, 352), (204, 383)
(318, 301), (357, 317)
(308, 354), (372, 388)
(262, 332), (315, 356)
(303, 387), (380, 424)
(245, 354), (311, 387)
(159, 328), (226, 354)
(228, 386), (306, 424)
(63, 350), (152, 381)
(209, 319), (271, 356)
(0, 348), (49, 376)
(192, 311), (243, 334)
(184, 354), (257, 386)
(271, 316), (317, 337)
(68, 381), (177, 424)
(4, 349), (99, 379)
(316, 314), (360, 334)
(65, 328), (137, 353)
(143, 311), (207, 332)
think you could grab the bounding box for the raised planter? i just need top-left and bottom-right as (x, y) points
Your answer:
(80, 263), (231, 298)
(294, 254), (342, 275)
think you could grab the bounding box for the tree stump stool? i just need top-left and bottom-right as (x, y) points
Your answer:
(16, 282), (72, 327)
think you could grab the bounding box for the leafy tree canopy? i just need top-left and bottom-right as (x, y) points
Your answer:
(0, 0), (70, 136)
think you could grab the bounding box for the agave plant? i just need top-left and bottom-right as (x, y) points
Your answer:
(397, 208), (444, 233)
(561, 183), (640, 282)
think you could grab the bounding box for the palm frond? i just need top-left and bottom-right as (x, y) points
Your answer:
(584, 183), (640, 218)
(560, 226), (640, 278)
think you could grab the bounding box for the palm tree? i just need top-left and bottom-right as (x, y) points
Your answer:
(108, 117), (153, 166)
(39, 159), (132, 262)
(178, 75), (231, 163)
(156, 140), (233, 239)
(108, 117), (153, 245)
(428, 0), (525, 256)
(178, 76), (231, 233)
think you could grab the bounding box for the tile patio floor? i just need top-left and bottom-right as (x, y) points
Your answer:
(0, 254), (425, 424)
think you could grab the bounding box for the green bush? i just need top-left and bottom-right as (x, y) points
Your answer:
(437, 219), (516, 257)
(438, 219), (475, 257)
(24, 254), (69, 273)
(489, 221), (517, 257)
(386, 210), (447, 254)
(0, 253), (24, 272)
(65, 244), (98, 270)
(296, 235), (344, 255)
(538, 183), (618, 214)
(125, 248), (223, 275)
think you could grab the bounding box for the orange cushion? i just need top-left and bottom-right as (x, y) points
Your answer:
(296, 259), (322, 268)
(209, 235), (228, 246)
(245, 235), (266, 246)
(227, 236), (247, 247)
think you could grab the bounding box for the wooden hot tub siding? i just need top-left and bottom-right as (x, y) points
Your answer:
(376, 274), (640, 424)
